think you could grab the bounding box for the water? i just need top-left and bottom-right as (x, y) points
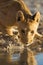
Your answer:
(0, 52), (20, 65)
(0, 49), (43, 65)
(0, 48), (37, 65)
(35, 53), (43, 65)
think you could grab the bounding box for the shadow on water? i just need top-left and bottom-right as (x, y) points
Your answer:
(0, 48), (37, 65)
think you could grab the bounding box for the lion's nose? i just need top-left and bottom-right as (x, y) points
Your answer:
(26, 42), (28, 44)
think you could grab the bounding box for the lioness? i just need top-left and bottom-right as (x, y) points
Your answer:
(0, 0), (42, 45)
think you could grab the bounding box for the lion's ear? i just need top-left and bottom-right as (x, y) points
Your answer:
(16, 11), (25, 22)
(32, 12), (40, 22)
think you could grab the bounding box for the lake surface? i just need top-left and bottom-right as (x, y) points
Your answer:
(35, 53), (43, 65)
(0, 49), (43, 65)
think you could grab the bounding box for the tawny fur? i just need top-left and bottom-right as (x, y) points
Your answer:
(0, 0), (42, 45)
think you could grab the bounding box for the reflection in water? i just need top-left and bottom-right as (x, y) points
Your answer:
(0, 48), (37, 65)
(19, 48), (37, 65)
(8, 53), (20, 62)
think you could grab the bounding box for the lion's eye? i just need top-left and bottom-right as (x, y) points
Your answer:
(31, 30), (34, 34)
(13, 32), (18, 35)
(37, 19), (38, 22)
